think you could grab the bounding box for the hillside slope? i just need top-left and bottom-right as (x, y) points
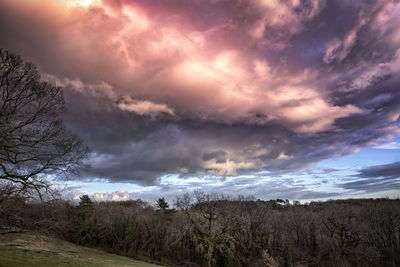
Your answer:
(0, 228), (163, 267)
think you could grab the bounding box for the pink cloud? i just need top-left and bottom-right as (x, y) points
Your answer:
(4, 0), (361, 133)
(2, 0), (400, 183)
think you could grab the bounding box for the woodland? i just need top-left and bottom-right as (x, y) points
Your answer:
(1, 194), (399, 267)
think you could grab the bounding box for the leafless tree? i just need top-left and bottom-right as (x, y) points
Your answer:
(0, 48), (87, 200)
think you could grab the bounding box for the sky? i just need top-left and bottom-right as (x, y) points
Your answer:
(1, 0), (399, 204)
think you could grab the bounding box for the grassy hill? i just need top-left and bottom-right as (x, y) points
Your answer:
(0, 228), (163, 267)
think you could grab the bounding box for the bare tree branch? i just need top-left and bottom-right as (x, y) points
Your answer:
(0, 48), (88, 200)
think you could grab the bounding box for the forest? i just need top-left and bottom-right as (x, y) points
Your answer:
(1, 193), (399, 267)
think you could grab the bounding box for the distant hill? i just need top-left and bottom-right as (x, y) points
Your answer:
(0, 228), (163, 267)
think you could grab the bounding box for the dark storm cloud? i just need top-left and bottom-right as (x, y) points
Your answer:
(1, 0), (399, 186)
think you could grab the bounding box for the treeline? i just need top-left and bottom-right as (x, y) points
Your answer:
(1, 192), (399, 267)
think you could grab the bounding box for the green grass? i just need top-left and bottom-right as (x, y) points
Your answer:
(0, 229), (163, 267)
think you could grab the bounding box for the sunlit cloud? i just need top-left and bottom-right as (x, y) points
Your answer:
(65, 0), (101, 8)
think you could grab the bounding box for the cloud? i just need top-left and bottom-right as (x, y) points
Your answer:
(78, 174), (341, 204)
(339, 177), (400, 193)
(322, 168), (339, 174)
(1, 0), (400, 188)
(47, 75), (174, 117)
(202, 150), (228, 163)
(339, 161), (400, 193)
(0, 0), (362, 133)
(374, 141), (400, 150)
(358, 161), (400, 179)
(323, 18), (366, 64)
(92, 190), (132, 201)
(117, 97), (175, 117)
(249, 0), (326, 48)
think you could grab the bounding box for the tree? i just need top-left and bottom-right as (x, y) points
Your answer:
(156, 197), (169, 210)
(176, 191), (235, 267)
(68, 195), (95, 244)
(0, 48), (87, 200)
(79, 195), (94, 209)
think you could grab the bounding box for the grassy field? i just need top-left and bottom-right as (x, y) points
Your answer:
(0, 228), (163, 267)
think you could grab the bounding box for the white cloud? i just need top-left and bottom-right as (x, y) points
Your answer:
(374, 141), (400, 150)
(203, 159), (256, 176)
(117, 97), (175, 117)
(92, 190), (133, 201)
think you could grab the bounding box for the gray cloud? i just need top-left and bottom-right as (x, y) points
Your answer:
(203, 150), (228, 163)
(339, 161), (400, 192)
(339, 177), (400, 193)
(358, 161), (400, 179)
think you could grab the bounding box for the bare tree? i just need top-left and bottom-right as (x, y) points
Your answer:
(0, 48), (87, 200)
(177, 191), (235, 266)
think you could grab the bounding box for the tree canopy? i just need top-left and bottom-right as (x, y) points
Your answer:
(0, 48), (87, 200)
(156, 197), (169, 210)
